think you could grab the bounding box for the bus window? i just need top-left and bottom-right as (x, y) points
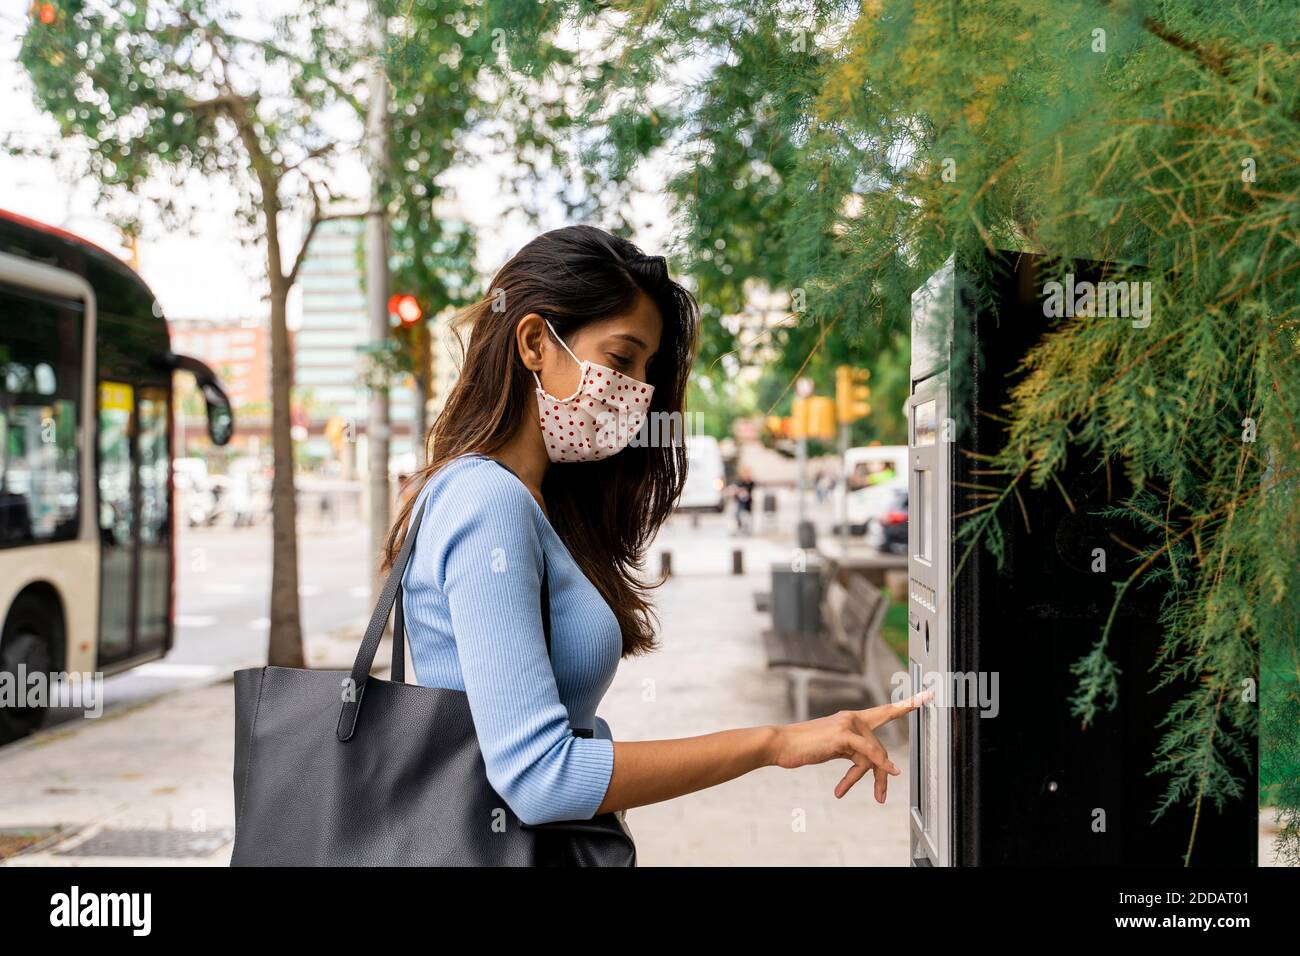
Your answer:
(0, 285), (82, 547)
(98, 380), (134, 662)
(135, 387), (170, 653)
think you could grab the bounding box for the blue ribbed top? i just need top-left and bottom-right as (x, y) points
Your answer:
(399, 452), (621, 825)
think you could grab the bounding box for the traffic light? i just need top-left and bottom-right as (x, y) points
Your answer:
(807, 396), (837, 439)
(787, 396), (837, 440)
(387, 294), (423, 326)
(836, 365), (872, 423)
(788, 397), (810, 440)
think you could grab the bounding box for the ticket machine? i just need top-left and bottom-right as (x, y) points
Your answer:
(906, 257), (954, 866)
(905, 251), (1256, 865)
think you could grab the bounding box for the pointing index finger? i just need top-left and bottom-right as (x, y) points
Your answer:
(873, 690), (933, 727)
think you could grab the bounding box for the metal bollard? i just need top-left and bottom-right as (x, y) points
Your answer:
(732, 549), (744, 575)
(660, 551), (673, 579)
(761, 491), (778, 533)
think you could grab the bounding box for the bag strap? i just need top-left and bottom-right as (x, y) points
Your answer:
(337, 490), (428, 741)
(338, 459), (553, 741)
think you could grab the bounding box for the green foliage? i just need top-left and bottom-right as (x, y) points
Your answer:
(379, 1), (625, 385)
(382, 0), (689, 394)
(16, 0), (1297, 860)
(16, 0), (366, 233)
(13, 0), (583, 374)
(551, 0), (1299, 860)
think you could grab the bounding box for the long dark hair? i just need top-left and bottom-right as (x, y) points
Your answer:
(381, 225), (700, 657)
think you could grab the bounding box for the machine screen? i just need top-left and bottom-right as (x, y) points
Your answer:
(914, 399), (937, 446)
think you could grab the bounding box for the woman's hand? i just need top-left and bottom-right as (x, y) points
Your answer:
(766, 692), (931, 803)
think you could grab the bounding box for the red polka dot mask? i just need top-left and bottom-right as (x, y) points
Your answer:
(533, 319), (655, 463)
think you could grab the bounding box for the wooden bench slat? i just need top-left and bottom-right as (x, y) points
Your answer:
(762, 629), (857, 672)
(761, 569), (894, 723)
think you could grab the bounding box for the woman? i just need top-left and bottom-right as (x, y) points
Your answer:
(382, 225), (920, 837)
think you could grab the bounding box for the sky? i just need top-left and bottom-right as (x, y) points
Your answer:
(0, 2), (675, 325)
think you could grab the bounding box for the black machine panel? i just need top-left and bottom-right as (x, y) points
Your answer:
(909, 250), (1257, 866)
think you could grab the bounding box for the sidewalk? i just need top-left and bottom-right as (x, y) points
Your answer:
(0, 542), (1284, 866)
(0, 547), (914, 865)
(0, 678), (240, 866)
(0, 625), (376, 867)
(604, 561), (912, 865)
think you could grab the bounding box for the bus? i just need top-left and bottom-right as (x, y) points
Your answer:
(0, 209), (233, 744)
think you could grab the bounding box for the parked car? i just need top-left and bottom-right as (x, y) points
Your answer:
(187, 474), (230, 527)
(172, 456), (210, 493)
(834, 475), (908, 551)
(862, 478), (909, 554)
(676, 435), (726, 512)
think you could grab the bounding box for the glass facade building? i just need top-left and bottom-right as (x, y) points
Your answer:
(295, 214), (417, 462)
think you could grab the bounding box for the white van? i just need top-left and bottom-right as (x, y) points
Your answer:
(842, 444), (908, 530)
(676, 435), (726, 512)
(844, 445), (908, 491)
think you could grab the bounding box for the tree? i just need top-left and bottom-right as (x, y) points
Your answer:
(548, 0), (1300, 861)
(374, 0), (672, 461)
(17, 0), (372, 666)
(15, 0), (645, 667)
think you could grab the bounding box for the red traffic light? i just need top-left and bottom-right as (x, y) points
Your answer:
(388, 294), (423, 326)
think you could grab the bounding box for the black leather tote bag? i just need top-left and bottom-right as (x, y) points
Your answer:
(229, 484), (635, 866)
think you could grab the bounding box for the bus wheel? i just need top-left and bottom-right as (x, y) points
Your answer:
(0, 594), (57, 745)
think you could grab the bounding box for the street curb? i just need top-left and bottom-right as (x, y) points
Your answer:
(0, 667), (240, 762)
(0, 619), (374, 762)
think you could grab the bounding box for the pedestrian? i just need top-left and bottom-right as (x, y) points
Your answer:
(814, 467), (831, 503)
(377, 225), (920, 860)
(728, 465), (756, 535)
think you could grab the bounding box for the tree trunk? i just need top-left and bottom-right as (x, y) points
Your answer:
(227, 92), (305, 668)
(267, 270), (305, 667)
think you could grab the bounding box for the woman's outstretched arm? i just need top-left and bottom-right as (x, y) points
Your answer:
(595, 695), (926, 816)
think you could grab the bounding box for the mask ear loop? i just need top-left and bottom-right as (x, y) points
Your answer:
(533, 319), (587, 403)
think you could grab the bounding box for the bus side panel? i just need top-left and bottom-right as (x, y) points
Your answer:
(0, 541), (99, 675)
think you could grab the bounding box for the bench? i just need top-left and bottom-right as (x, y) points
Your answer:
(761, 573), (902, 743)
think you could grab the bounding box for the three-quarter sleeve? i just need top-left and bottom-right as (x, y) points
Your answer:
(428, 460), (614, 825)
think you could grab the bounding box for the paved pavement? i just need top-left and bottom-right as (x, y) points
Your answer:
(608, 520), (913, 865)
(0, 498), (1286, 866)
(0, 504), (916, 866)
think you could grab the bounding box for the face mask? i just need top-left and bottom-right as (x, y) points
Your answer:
(533, 319), (654, 463)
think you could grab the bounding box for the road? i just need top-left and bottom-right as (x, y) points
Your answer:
(40, 513), (374, 727)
